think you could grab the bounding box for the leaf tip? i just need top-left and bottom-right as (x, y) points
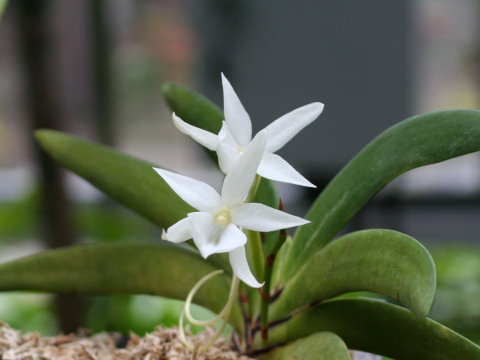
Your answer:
(34, 129), (61, 149)
(161, 81), (180, 97)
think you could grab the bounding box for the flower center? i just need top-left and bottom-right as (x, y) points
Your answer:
(214, 209), (231, 227)
(237, 147), (245, 155)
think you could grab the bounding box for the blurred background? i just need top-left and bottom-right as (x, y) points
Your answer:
(0, 0), (480, 345)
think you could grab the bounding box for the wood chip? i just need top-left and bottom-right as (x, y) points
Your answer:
(0, 322), (253, 360)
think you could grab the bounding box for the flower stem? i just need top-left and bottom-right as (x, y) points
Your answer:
(245, 175), (265, 282)
(260, 199), (288, 341)
(244, 174), (265, 322)
(247, 175), (262, 203)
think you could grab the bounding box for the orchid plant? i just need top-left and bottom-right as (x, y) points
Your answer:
(1, 74), (480, 359)
(156, 75), (319, 348)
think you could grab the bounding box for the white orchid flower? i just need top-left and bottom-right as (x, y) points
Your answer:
(153, 131), (309, 288)
(172, 73), (324, 188)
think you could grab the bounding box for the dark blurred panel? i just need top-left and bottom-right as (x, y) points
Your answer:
(197, 1), (411, 178)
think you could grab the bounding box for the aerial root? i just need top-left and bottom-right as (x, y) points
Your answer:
(179, 270), (240, 351)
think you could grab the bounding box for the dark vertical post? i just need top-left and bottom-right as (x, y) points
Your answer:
(16, 0), (83, 333)
(90, 0), (113, 146)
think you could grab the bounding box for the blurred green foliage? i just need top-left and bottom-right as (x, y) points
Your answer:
(0, 192), (38, 240)
(430, 245), (480, 344)
(0, 189), (157, 243)
(0, 293), (56, 335)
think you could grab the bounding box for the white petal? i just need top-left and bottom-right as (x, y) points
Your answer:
(231, 203), (309, 231)
(188, 212), (219, 258)
(162, 217), (192, 243)
(221, 131), (267, 206)
(216, 223), (247, 254)
(258, 153), (316, 188)
(153, 168), (222, 212)
(229, 246), (263, 288)
(222, 73), (252, 147)
(217, 142), (240, 174)
(264, 102), (324, 153)
(173, 113), (218, 151)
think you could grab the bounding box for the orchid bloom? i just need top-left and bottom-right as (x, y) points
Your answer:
(172, 73), (324, 187)
(154, 131), (309, 288)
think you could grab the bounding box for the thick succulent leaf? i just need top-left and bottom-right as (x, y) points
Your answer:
(284, 110), (480, 280)
(35, 130), (194, 229)
(0, 241), (243, 332)
(271, 236), (293, 287)
(262, 298), (480, 360)
(270, 229), (435, 320)
(258, 332), (351, 360)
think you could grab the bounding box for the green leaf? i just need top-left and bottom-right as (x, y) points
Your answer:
(270, 229), (436, 320)
(0, 191), (38, 238)
(258, 332), (351, 360)
(262, 298), (480, 360)
(0, 241), (243, 332)
(284, 109), (480, 280)
(35, 130), (194, 229)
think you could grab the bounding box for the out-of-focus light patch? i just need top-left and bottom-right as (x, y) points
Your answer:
(351, 351), (382, 360)
(0, 293), (57, 336)
(0, 239), (44, 262)
(66, 172), (104, 203)
(399, 153), (480, 197)
(0, 168), (33, 201)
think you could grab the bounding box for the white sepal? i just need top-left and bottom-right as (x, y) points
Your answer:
(264, 102), (324, 153)
(153, 168), (222, 212)
(221, 131), (267, 206)
(222, 73), (252, 147)
(258, 153), (316, 188)
(229, 246), (263, 288)
(172, 113), (218, 151)
(231, 203), (309, 232)
(162, 217), (192, 243)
